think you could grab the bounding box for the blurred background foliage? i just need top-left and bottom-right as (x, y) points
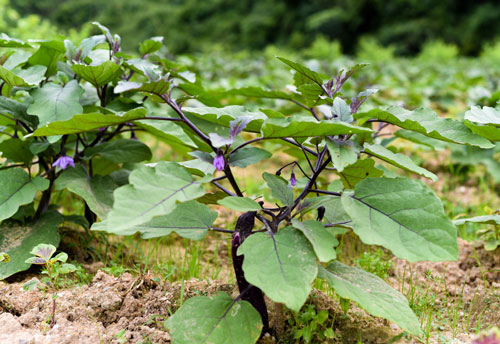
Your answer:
(5, 0), (500, 55)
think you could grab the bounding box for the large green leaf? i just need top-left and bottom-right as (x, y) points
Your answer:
(84, 139), (152, 163)
(54, 165), (117, 219)
(32, 108), (147, 136)
(139, 37), (163, 56)
(464, 121), (500, 142)
(363, 143), (437, 181)
(262, 172), (293, 207)
(338, 159), (384, 188)
(341, 177), (458, 262)
(0, 66), (30, 87)
(104, 200), (218, 240)
(326, 138), (360, 172)
(291, 219), (338, 262)
(136, 119), (197, 148)
(356, 107), (494, 149)
(106, 162), (205, 231)
(229, 147), (271, 168)
(277, 57), (324, 85)
(394, 130), (447, 150)
(0, 96), (38, 128)
(114, 79), (171, 96)
(0, 169), (49, 222)
(0, 211), (62, 280)
(318, 262), (420, 335)
(217, 197), (262, 211)
(465, 106), (500, 126)
(164, 292), (262, 344)
(183, 106), (267, 133)
(28, 40), (65, 76)
(238, 227), (317, 312)
(261, 116), (372, 138)
(72, 60), (122, 87)
(0, 138), (34, 164)
(27, 80), (83, 126)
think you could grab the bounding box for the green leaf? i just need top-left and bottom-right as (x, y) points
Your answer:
(136, 118), (197, 148)
(16, 65), (47, 86)
(164, 292), (262, 344)
(394, 130), (447, 150)
(226, 86), (296, 101)
(318, 262), (420, 335)
(341, 177), (458, 261)
(363, 143), (437, 181)
(139, 37), (163, 56)
(72, 60), (122, 88)
(263, 172), (293, 207)
(183, 106), (267, 133)
(0, 168), (49, 222)
(238, 227), (317, 312)
(114, 79), (170, 95)
(0, 34), (31, 48)
(0, 96), (38, 128)
(84, 139), (152, 163)
(277, 57), (324, 85)
(29, 243), (57, 263)
(106, 162), (205, 231)
(356, 107), (494, 149)
(217, 197), (261, 211)
(54, 165), (117, 219)
(0, 138), (34, 164)
(338, 159), (384, 189)
(291, 219), (338, 262)
(229, 147), (271, 168)
(32, 108), (147, 136)
(27, 80), (83, 126)
(28, 43), (64, 76)
(326, 138), (360, 172)
(331, 97), (352, 122)
(464, 120), (500, 142)
(453, 215), (500, 226)
(102, 200), (217, 240)
(0, 252), (9, 263)
(465, 106), (500, 126)
(261, 116), (372, 138)
(0, 211), (62, 280)
(0, 66), (30, 87)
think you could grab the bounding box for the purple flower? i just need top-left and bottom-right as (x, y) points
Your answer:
(53, 155), (75, 170)
(213, 153), (225, 171)
(290, 172), (297, 186)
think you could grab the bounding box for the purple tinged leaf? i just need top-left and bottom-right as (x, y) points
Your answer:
(25, 257), (47, 265)
(53, 155), (75, 170)
(208, 133), (234, 148)
(350, 89), (378, 114)
(229, 117), (251, 139)
(31, 243), (57, 261)
(213, 153), (225, 171)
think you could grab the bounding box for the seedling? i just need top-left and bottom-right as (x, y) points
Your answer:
(23, 243), (76, 328)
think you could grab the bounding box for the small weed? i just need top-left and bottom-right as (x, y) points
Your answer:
(287, 304), (336, 343)
(355, 249), (394, 279)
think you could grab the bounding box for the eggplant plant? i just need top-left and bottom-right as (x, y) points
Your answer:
(0, 24), (499, 343)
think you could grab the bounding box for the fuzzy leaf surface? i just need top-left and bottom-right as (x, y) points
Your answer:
(27, 80), (83, 126)
(238, 227), (317, 312)
(341, 177), (458, 261)
(164, 292), (262, 344)
(356, 107), (494, 149)
(318, 262), (420, 335)
(363, 143), (437, 181)
(0, 169), (49, 222)
(0, 211), (62, 280)
(106, 162), (205, 231)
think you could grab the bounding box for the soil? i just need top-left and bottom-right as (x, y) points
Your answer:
(0, 239), (498, 344)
